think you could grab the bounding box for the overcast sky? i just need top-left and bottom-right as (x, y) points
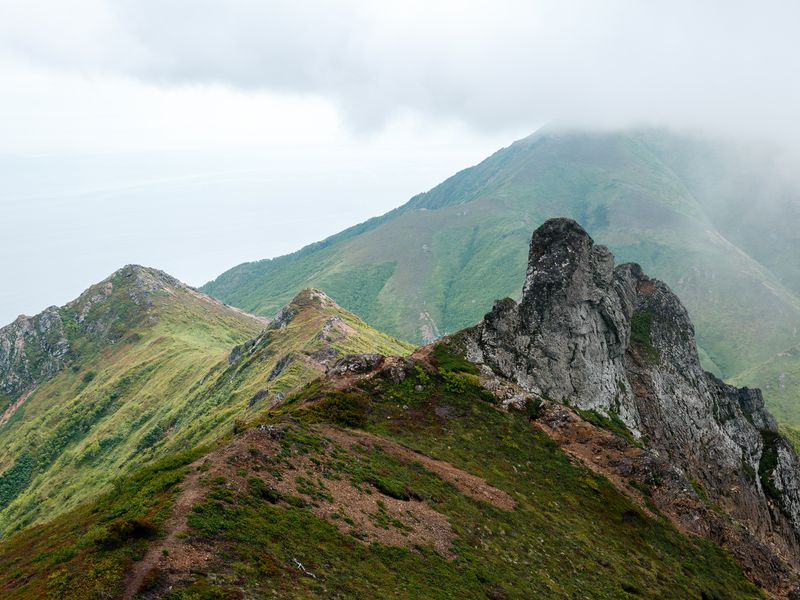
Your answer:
(1, 1), (799, 325)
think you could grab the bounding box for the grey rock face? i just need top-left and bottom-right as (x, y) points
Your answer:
(0, 264), (188, 402)
(0, 307), (69, 400)
(466, 218), (800, 563)
(329, 353), (385, 376)
(467, 219), (638, 427)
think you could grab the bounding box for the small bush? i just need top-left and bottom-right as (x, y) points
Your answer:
(306, 392), (368, 428)
(248, 477), (281, 503)
(367, 475), (414, 501)
(431, 343), (479, 375)
(524, 397), (542, 420)
(95, 518), (158, 549)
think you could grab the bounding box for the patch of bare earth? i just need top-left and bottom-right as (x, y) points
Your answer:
(201, 426), (458, 557)
(0, 389), (34, 428)
(121, 458), (217, 600)
(321, 426), (515, 511)
(122, 421), (515, 597)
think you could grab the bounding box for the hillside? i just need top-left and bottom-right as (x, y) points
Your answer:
(202, 128), (800, 424)
(5, 219), (800, 599)
(0, 353), (765, 600)
(0, 268), (411, 536)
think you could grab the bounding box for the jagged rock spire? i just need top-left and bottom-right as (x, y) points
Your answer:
(473, 218), (634, 419)
(466, 217), (800, 570)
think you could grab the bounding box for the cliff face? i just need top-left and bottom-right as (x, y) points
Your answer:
(465, 218), (800, 569)
(0, 308), (69, 401)
(0, 265), (212, 404)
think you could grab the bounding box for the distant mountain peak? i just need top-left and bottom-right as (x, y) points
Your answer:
(0, 264), (264, 404)
(106, 264), (183, 289)
(229, 287), (413, 371)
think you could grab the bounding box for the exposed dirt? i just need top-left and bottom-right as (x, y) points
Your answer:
(195, 426), (459, 557)
(121, 458), (215, 600)
(123, 420), (513, 597)
(321, 426), (515, 511)
(0, 389), (33, 428)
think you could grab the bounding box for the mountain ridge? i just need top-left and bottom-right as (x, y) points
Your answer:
(0, 266), (411, 536)
(201, 128), (800, 425)
(1, 218), (798, 598)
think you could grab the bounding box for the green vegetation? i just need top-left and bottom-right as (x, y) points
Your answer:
(201, 129), (800, 425)
(0, 448), (201, 599)
(779, 424), (800, 453)
(160, 345), (760, 598)
(0, 274), (411, 537)
(431, 341), (479, 374)
(571, 407), (639, 447)
(732, 348), (800, 426)
(0, 271), (261, 536)
(0, 342), (767, 598)
(630, 309), (660, 364)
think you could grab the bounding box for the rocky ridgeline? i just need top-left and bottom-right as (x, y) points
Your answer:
(0, 265), (186, 402)
(0, 307), (69, 401)
(464, 218), (800, 583)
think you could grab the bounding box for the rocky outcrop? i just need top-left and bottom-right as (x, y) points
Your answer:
(329, 353), (385, 376)
(0, 307), (69, 401)
(0, 265), (197, 403)
(464, 218), (800, 583)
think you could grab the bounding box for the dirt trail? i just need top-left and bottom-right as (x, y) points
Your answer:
(0, 389), (33, 428)
(120, 459), (209, 600)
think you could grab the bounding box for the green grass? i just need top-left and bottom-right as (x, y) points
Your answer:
(0, 342), (766, 598)
(732, 348), (800, 427)
(571, 406), (639, 447)
(0, 275), (411, 537)
(630, 309), (660, 364)
(0, 447), (202, 599)
(159, 345), (762, 599)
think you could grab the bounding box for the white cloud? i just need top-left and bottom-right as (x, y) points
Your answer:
(3, 0), (799, 143)
(1, 0), (799, 324)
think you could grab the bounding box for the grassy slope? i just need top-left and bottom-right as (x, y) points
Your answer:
(0, 449), (203, 600)
(733, 347), (800, 425)
(0, 268), (263, 535)
(201, 129), (800, 424)
(0, 344), (763, 599)
(0, 273), (411, 537)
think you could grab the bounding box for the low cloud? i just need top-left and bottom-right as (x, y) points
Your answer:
(1, 1), (798, 143)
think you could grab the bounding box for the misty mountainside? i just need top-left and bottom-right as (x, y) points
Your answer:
(0, 266), (411, 536)
(202, 128), (800, 425)
(8, 219), (800, 599)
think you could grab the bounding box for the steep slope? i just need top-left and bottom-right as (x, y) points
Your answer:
(0, 351), (765, 600)
(733, 347), (800, 426)
(202, 128), (800, 423)
(463, 219), (800, 593)
(0, 269), (411, 536)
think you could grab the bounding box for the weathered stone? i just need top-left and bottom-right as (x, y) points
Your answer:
(465, 217), (800, 572)
(0, 307), (69, 399)
(329, 353), (384, 376)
